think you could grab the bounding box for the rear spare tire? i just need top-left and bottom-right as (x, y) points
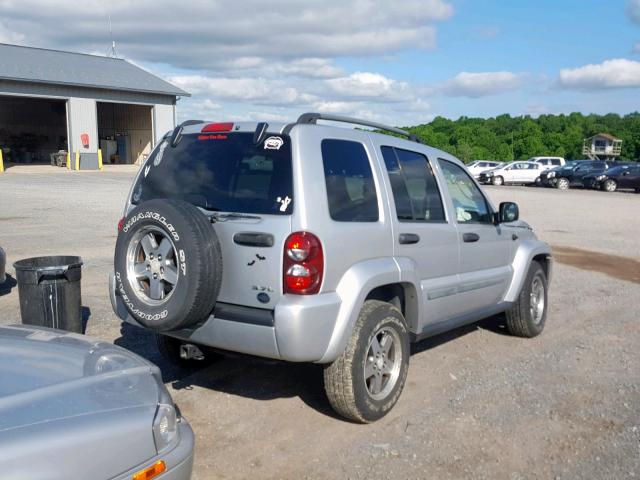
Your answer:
(114, 199), (222, 331)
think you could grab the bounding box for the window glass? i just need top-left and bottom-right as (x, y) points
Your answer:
(438, 159), (493, 224)
(322, 139), (379, 222)
(131, 133), (293, 214)
(551, 159), (561, 166)
(381, 146), (445, 222)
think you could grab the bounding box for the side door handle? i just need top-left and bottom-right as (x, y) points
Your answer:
(399, 233), (420, 245)
(462, 232), (480, 243)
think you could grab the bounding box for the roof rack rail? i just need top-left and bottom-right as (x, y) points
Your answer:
(284, 112), (422, 143)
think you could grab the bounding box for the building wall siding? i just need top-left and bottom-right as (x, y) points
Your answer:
(67, 97), (98, 169)
(153, 104), (175, 144)
(0, 80), (176, 106)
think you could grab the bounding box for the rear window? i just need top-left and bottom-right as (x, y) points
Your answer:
(131, 132), (293, 215)
(321, 139), (378, 222)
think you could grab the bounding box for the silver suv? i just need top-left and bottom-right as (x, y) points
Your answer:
(110, 113), (552, 423)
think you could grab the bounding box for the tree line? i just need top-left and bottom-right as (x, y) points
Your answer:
(403, 112), (640, 163)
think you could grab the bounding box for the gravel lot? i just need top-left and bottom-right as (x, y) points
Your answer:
(1, 166), (639, 480)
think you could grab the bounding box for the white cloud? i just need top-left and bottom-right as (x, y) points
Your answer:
(169, 75), (315, 105)
(327, 72), (412, 102)
(276, 59), (344, 79)
(627, 0), (640, 23)
(312, 101), (360, 114)
(559, 58), (640, 89)
(0, 0), (453, 70)
(442, 71), (522, 97)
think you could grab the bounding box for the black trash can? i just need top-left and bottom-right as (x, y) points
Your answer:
(13, 256), (83, 333)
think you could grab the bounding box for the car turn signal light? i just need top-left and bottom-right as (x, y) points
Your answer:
(132, 460), (166, 480)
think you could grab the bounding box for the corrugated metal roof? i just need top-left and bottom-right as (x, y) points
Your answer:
(0, 43), (189, 97)
(586, 132), (621, 141)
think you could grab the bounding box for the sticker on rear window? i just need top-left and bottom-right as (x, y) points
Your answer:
(264, 136), (284, 150)
(277, 195), (292, 212)
(153, 141), (168, 167)
(198, 134), (228, 141)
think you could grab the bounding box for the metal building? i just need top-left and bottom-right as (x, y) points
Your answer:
(0, 43), (189, 170)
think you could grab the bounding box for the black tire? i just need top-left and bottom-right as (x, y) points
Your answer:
(492, 175), (504, 186)
(156, 334), (220, 368)
(505, 261), (548, 338)
(114, 199), (222, 332)
(323, 300), (410, 423)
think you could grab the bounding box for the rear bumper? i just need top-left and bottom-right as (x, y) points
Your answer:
(109, 273), (341, 363)
(113, 419), (194, 480)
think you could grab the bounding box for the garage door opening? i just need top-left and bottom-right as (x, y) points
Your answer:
(97, 102), (152, 165)
(0, 95), (68, 167)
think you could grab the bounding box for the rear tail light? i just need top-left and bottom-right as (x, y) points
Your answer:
(283, 232), (323, 295)
(117, 217), (125, 231)
(201, 122), (234, 133)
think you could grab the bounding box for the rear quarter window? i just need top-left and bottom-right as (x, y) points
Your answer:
(321, 139), (379, 222)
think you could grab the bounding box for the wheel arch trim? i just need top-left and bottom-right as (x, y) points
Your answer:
(504, 240), (552, 303)
(318, 257), (419, 363)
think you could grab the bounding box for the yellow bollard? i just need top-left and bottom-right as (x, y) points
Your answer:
(0, 149), (4, 173)
(98, 149), (103, 171)
(75, 151), (80, 171)
(66, 152), (71, 170)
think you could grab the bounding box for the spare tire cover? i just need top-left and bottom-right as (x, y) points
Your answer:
(114, 199), (222, 331)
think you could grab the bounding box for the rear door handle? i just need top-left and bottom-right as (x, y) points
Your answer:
(462, 232), (480, 243)
(399, 233), (420, 245)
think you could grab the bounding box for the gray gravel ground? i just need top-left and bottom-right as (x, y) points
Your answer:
(0, 167), (639, 480)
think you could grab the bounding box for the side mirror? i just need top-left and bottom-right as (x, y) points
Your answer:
(498, 202), (519, 223)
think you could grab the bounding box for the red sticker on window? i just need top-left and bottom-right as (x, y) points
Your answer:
(198, 134), (228, 141)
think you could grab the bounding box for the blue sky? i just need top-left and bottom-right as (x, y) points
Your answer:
(1, 0), (639, 125)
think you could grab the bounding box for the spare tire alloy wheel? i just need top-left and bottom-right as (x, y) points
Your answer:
(114, 199), (222, 332)
(127, 226), (179, 305)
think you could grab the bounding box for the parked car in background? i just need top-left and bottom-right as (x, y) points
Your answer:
(0, 324), (194, 480)
(528, 157), (565, 170)
(478, 161), (543, 186)
(109, 113), (552, 423)
(537, 160), (588, 187)
(583, 163), (640, 192)
(466, 160), (503, 178)
(541, 160), (624, 189)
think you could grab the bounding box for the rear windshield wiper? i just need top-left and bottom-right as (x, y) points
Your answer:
(209, 212), (262, 222)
